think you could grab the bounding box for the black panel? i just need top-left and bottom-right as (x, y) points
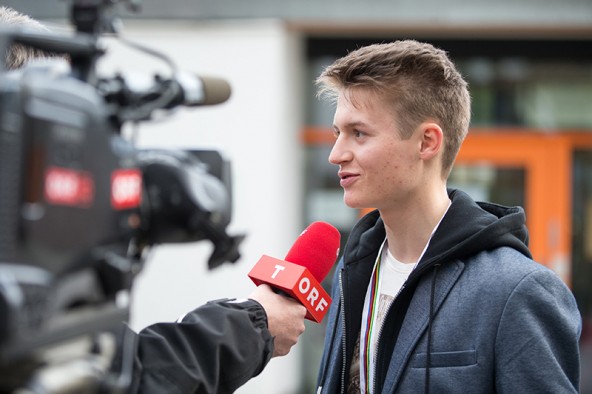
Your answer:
(306, 37), (592, 62)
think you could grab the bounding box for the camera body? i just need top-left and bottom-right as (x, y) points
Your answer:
(0, 1), (242, 390)
(0, 56), (139, 358)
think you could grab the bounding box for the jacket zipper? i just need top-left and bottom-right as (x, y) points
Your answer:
(339, 269), (347, 394)
(372, 282), (406, 393)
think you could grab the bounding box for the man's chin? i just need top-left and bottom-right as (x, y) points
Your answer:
(343, 197), (367, 210)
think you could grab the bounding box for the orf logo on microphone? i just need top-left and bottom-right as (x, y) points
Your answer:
(248, 255), (332, 323)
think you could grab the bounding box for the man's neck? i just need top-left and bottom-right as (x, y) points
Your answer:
(380, 186), (450, 264)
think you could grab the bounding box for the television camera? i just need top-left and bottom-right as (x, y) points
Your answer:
(0, 0), (244, 391)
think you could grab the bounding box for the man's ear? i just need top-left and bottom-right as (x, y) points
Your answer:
(419, 122), (443, 160)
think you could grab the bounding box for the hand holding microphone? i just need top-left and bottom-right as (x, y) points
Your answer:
(248, 222), (340, 357)
(249, 221), (341, 322)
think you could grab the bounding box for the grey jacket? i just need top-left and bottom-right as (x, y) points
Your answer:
(316, 189), (581, 393)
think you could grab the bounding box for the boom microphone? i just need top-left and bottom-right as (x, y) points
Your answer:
(248, 221), (341, 322)
(172, 72), (232, 106)
(105, 71), (232, 123)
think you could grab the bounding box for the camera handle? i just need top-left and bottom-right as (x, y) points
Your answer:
(69, 0), (141, 35)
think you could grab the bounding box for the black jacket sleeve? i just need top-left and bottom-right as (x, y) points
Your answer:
(126, 298), (274, 394)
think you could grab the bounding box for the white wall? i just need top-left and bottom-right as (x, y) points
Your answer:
(98, 19), (306, 393)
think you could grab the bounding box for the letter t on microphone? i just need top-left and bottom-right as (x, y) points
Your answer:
(248, 255), (331, 323)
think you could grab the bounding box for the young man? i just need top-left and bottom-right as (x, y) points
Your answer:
(315, 40), (581, 393)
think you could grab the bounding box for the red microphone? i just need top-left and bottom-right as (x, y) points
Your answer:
(248, 221), (341, 322)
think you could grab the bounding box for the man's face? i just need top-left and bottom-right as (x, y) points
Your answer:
(328, 88), (422, 211)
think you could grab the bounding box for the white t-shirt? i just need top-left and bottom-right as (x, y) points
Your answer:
(357, 242), (415, 393)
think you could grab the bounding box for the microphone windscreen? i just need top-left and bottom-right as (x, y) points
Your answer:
(201, 76), (231, 105)
(284, 221), (341, 283)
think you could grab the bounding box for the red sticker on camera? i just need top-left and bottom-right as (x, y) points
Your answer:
(45, 166), (95, 207)
(111, 169), (142, 210)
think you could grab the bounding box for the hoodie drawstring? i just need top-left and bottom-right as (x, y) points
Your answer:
(425, 263), (440, 394)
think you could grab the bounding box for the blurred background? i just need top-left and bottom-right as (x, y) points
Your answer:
(4, 0), (592, 392)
